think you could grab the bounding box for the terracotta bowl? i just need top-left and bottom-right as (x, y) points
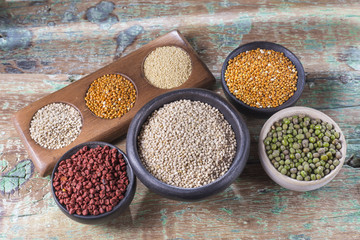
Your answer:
(259, 107), (347, 191)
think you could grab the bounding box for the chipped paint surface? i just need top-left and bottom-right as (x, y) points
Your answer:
(0, 159), (34, 195)
(115, 25), (144, 58)
(86, 1), (118, 29)
(0, 28), (32, 51)
(289, 234), (311, 240)
(343, 47), (360, 71)
(1, 1), (360, 239)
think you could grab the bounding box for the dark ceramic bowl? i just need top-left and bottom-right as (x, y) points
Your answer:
(126, 88), (250, 201)
(221, 41), (305, 116)
(51, 141), (136, 224)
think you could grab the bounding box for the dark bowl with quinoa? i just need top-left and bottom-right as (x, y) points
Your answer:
(126, 88), (250, 201)
(221, 41), (306, 116)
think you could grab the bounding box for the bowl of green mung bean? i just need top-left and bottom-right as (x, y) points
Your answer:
(259, 106), (347, 192)
(126, 88), (250, 201)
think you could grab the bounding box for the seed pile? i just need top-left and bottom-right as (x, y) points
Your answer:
(30, 103), (82, 149)
(53, 145), (129, 216)
(225, 48), (298, 108)
(143, 46), (192, 89)
(264, 115), (343, 181)
(138, 100), (237, 188)
(85, 74), (136, 119)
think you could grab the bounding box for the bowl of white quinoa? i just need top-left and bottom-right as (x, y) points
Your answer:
(126, 88), (250, 201)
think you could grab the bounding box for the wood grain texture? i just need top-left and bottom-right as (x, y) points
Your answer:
(1, 0), (360, 239)
(12, 30), (215, 176)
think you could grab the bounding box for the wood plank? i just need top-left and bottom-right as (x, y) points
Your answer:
(1, 0), (360, 239)
(11, 30), (215, 176)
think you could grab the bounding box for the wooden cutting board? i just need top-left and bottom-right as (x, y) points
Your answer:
(12, 30), (216, 176)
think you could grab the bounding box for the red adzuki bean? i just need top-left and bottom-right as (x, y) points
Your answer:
(53, 145), (128, 216)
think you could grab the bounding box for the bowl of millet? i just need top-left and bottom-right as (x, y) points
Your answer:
(259, 107), (347, 191)
(51, 141), (136, 224)
(221, 41), (306, 116)
(126, 88), (250, 201)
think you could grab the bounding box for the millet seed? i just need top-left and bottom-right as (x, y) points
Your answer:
(225, 48), (298, 108)
(143, 46), (192, 89)
(85, 74), (136, 119)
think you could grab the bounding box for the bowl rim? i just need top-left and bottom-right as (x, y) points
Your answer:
(220, 41), (306, 114)
(126, 88), (250, 200)
(258, 106), (347, 191)
(51, 141), (136, 221)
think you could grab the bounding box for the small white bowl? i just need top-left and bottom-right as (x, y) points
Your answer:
(259, 106), (347, 191)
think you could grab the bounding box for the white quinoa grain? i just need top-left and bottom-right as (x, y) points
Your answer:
(29, 103), (82, 149)
(137, 100), (237, 188)
(143, 46), (192, 89)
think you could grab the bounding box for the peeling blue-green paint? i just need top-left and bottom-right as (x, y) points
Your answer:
(220, 207), (233, 215)
(208, 14), (252, 48)
(205, 3), (216, 14)
(343, 46), (360, 70)
(174, 209), (186, 217)
(219, 1), (242, 8)
(254, 216), (267, 230)
(115, 25), (144, 58)
(16, 60), (36, 70)
(47, 21), (55, 27)
(0, 159), (8, 172)
(42, 79), (68, 91)
(326, 55), (339, 66)
(0, 28), (32, 51)
(86, 1), (118, 29)
(62, 11), (79, 23)
(302, 191), (320, 200)
(160, 208), (167, 226)
(289, 234), (311, 240)
(303, 39), (323, 51)
(0, 159), (34, 195)
(336, 225), (348, 232)
(270, 196), (287, 214)
(1, 102), (9, 110)
(5, 67), (23, 74)
(303, 223), (312, 229)
(67, 75), (82, 83)
(256, 7), (277, 17)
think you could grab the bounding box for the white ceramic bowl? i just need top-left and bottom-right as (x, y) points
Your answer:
(259, 106), (347, 191)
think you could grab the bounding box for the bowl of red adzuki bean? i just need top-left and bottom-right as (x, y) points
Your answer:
(51, 141), (136, 224)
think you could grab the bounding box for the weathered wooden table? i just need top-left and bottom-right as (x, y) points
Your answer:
(1, 1), (360, 239)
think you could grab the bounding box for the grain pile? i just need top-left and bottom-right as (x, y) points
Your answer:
(225, 48), (298, 108)
(143, 46), (192, 89)
(137, 100), (237, 188)
(29, 103), (82, 149)
(85, 74), (136, 119)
